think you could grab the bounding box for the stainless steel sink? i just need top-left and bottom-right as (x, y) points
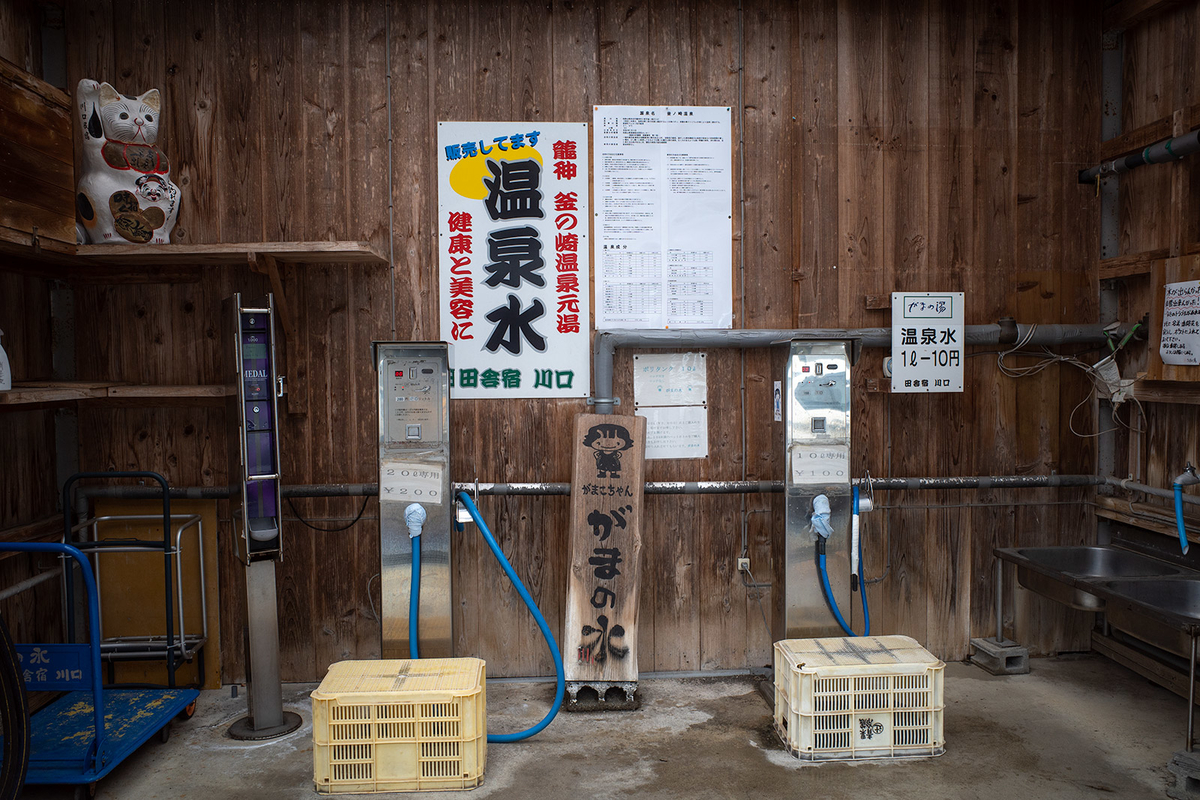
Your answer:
(1013, 546), (1185, 610)
(1095, 578), (1200, 657)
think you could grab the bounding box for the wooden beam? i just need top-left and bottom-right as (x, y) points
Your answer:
(77, 240), (387, 266)
(1092, 631), (1200, 705)
(0, 381), (234, 409)
(1098, 248), (1169, 279)
(0, 515), (62, 545)
(1104, 0), (1187, 32)
(1135, 381), (1200, 405)
(1095, 496), (1200, 544)
(1099, 116), (1176, 162)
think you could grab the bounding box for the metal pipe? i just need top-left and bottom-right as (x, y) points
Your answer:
(995, 558), (1004, 645)
(75, 474), (1114, 501)
(1107, 476), (1200, 508)
(864, 475), (1106, 491)
(1080, 128), (1200, 184)
(1190, 632), (1196, 752)
(592, 323), (1122, 414)
(0, 567), (62, 603)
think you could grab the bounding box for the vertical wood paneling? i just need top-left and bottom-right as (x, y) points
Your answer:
(41, 0), (1108, 679)
(968, 0), (1020, 646)
(923, 0), (973, 659)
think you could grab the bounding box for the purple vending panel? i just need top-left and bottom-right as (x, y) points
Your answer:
(241, 314), (280, 552)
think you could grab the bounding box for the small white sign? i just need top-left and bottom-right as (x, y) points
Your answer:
(773, 380), (782, 422)
(790, 444), (849, 483)
(891, 292), (964, 393)
(379, 460), (444, 505)
(1161, 280), (1200, 366)
(637, 406), (708, 459)
(633, 352), (707, 407)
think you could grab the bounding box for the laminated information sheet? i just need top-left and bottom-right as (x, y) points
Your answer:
(1161, 279), (1200, 366)
(593, 105), (733, 330)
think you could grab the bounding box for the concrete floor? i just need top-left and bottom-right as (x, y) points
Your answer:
(19, 655), (1195, 799)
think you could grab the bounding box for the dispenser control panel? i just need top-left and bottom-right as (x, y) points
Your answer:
(382, 357), (445, 447)
(787, 341), (852, 487)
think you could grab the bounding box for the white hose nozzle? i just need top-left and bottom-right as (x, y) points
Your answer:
(404, 503), (427, 539)
(1176, 463), (1200, 487)
(811, 494), (834, 539)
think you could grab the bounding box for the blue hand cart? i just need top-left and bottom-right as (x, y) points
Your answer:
(1, 497), (200, 796)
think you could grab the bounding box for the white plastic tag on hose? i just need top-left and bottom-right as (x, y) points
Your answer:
(851, 513), (860, 578)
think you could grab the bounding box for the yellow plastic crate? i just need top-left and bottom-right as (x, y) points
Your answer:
(312, 658), (487, 793)
(773, 635), (944, 762)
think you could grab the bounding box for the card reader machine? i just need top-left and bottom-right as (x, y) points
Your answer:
(227, 294), (283, 562)
(374, 342), (452, 659)
(778, 340), (855, 640)
(224, 293), (299, 740)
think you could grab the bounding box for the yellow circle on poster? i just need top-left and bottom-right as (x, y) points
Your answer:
(448, 147), (544, 200)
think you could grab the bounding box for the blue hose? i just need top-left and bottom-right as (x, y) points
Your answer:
(816, 488), (869, 637)
(410, 533), (421, 658)
(1176, 484), (1190, 555)
(457, 492), (565, 742)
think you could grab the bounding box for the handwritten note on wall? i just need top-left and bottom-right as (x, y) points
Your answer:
(1161, 280), (1200, 366)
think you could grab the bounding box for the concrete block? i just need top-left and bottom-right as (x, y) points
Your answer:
(563, 680), (640, 711)
(969, 637), (1030, 675)
(1168, 750), (1200, 800)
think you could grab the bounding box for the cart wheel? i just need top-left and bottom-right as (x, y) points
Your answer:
(177, 699), (197, 721)
(159, 722), (170, 743)
(73, 783), (96, 800)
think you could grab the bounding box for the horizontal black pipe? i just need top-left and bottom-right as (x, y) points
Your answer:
(862, 475), (1107, 491)
(76, 474), (1105, 502)
(1079, 128), (1200, 183)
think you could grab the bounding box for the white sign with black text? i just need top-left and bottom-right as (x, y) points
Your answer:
(891, 292), (964, 393)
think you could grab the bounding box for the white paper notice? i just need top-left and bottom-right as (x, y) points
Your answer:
(1161, 280), (1200, 366)
(593, 105), (733, 330)
(633, 352), (707, 407)
(638, 406), (708, 460)
(379, 460), (444, 505)
(789, 445), (849, 483)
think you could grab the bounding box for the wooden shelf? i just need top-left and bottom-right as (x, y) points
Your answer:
(75, 240), (387, 266)
(0, 381), (234, 408)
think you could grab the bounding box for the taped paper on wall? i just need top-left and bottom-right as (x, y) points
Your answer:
(637, 406), (708, 460)
(380, 460), (444, 505)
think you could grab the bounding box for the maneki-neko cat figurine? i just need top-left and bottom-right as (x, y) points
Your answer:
(75, 79), (179, 244)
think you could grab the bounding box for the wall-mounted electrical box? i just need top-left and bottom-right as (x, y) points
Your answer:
(778, 340), (854, 640)
(226, 294), (284, 564)
(374, 342), (452, 659)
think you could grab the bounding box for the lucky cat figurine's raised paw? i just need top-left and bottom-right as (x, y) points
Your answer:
(75, 79), (179, 244)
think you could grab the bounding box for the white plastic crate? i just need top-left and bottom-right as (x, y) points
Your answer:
(312, 658), (487, 793)
(773, 635), (945, 762)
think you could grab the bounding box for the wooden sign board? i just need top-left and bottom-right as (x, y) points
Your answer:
(1148, 255), (1200, 382)
(563, 413), (646, 698)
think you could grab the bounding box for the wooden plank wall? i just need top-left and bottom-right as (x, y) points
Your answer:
(34, 0), (1102, 681)
(1112, 3), (1200, 515)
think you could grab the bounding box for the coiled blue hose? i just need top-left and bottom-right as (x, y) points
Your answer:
(1176, 483), (1190, 555)
(816, 487), (870, 637)
(408, 492), (565, 742)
